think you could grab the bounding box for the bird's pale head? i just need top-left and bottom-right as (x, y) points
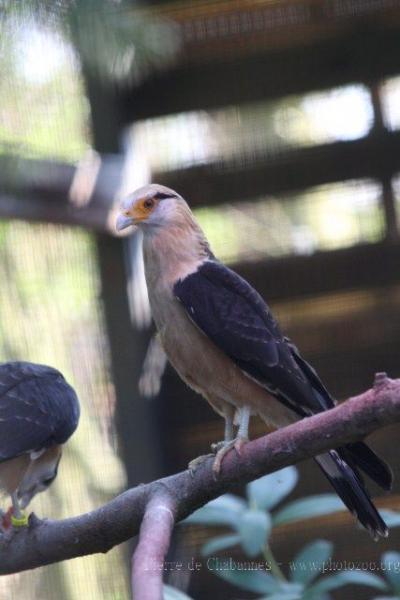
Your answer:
(17, 446), (62, 509)
(116, 184), (185, 233)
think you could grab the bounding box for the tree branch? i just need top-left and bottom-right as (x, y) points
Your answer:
(1, 373), (399, 579)
(131, 493), (176, 600)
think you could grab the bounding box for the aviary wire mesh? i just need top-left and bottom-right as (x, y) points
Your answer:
(0, 226), (129, 600)
(0, 13), (128, 600)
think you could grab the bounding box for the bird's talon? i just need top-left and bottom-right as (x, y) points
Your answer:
(212, 440), (236, 475)
(210, 441), (226, 453)
(211, 435), (249, 476)
(234, 436), (248, 455)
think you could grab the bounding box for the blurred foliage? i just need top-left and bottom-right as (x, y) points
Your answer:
(182, 466), (400, 600)
(2, 0), (180, 85)
(0, 29), (89, 160)
(0, 0), (179, 162)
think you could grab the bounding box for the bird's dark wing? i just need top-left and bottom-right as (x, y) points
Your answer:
(175, 261), (391, 538)
(175, 260), (281, 368)
(174, 260), (334, 415)
(0, 362), (80, 462)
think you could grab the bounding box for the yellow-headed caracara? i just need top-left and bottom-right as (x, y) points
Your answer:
(0, 362), (79, 526)
(116, 183), (392, 539)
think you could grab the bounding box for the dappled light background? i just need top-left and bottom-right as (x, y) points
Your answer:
(1, 1), (400, 599)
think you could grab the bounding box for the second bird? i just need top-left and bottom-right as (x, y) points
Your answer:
(116, 183), (392, 540)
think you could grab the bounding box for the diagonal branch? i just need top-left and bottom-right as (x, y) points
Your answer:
(131, 493), (176, 600)
(0, 373), (399, 578)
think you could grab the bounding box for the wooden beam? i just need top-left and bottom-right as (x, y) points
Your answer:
(0, 153), (122, 232)
(2, 129), (400, 230)
(96, 234), (165, 484)
(80, 65), (173, 489)
(150, 0), (400, 61)
(236, 242), (400, 302)
(120, 28), (400, 121)
(157, 131), (400, 204)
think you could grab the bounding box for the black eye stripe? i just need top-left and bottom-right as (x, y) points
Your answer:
(153, 192), (175, 200)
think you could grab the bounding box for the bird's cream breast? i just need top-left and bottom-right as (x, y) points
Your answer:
(148, 286), (296, 428)
(142, 233), (296, 428)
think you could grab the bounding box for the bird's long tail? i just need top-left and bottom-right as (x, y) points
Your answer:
(314, 444), (392, 539)
(340, 441), (393, 491)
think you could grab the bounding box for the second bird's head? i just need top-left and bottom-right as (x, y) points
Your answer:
(116, 184), (185, 233)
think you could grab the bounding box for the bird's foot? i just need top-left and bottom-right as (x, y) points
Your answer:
(188, 435), (248, 477)
(7, 505), (28, 528)
(11, 511), (29, 527)
(188, 438), (236, 474)
(210, 440), (227, 453)
(1, 506), (28, 531)
(10, 492), (29, 527)
(212, 435), (248, 477)
(188, 453), (215, 476)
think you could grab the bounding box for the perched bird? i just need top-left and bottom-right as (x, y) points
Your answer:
(0, 362), (80, 526)
(116, 183), (392, 539)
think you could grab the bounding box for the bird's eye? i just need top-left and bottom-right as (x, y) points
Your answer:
(143, 198), (155, 210)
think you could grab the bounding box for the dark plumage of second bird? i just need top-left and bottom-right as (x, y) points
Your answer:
(0, 361), (80, 523)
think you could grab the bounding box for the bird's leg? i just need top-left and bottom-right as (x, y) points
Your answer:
(236, 404), (251, 449)
(212, 405), (251, 475)
(10, 492), (28, 527)
(11, 492), (22, 519)
(188, 408), (235, 475)
(210, 410), (235, 453)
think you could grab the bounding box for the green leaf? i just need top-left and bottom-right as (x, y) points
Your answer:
(273, 494), (345, 526)
(307, 570), (388, 595)
(247, 467), (299, 510)
(163, 584), (193, 599)
(382, 552), (400, 593)
(201, 534), (241, 557)
(184, 494), (246, 527)
(214, 568), (280, 594)
(257, 582), (305, 599)
(380, 510), (400, 528)
(290, 540), (333, 585)
(237, 509), (271, 557)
